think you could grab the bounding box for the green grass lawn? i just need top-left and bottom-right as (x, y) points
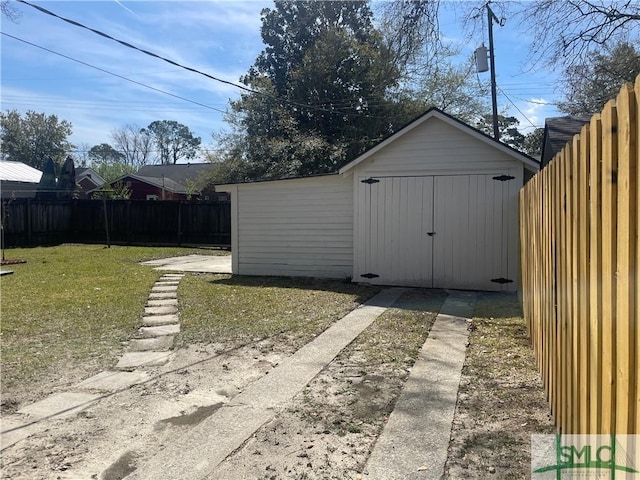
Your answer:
(176, 274), (380, 349)
(0, 245), (380, 410)
(0, 244), (206, 402)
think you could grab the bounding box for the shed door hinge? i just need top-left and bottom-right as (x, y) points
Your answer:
(361, 177), (380, 184)
(491, 277), (513, 284)
(360, 273), (379, 279)
(492, 175), (515, 181)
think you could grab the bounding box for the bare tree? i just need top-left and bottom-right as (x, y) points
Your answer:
(517, 1), (640, 68)
(375, 0), (443, 81)
(110, 124), (152, 168)
(1, 0), (21, 22)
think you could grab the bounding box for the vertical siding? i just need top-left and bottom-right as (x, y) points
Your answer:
(351, 115), (526, 291)
(234, 175), (353, 278)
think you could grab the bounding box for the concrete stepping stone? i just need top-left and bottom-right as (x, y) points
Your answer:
(147, 299), (178, 307)
(155, 280), (180, 286)
(151, 285), (178, 293)
(18, 392), (101, 420)
(145, 305), (178, 316)
(128, 336), (175, 352)
(139, 324), (180, 337)
(75, 370), (149, 392)
(116, 351), (173, 370)
(142, 314), (179, 326)
(148, 292), (176, 300)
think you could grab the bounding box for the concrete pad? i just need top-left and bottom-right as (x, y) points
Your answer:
(1, 416), (44, 450)
(144, 305), (178, 316)
(126, 287), (406, 480)
(147, 299), (178, 307)
(155, 280), (180, 286)
(139, 324), (180, 337)
(116, 351), (173, 370)
(75, 370), (149, 392)
(18, 392), (101, 421)
(151, 285), (178, 293)
(128, 336), (175, 352)
(142, 314), (179, 326)
(364, 291), (477, 480)
(142, 254), (232, 274)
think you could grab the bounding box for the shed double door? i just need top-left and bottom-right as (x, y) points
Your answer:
(356, 174), (510, 291)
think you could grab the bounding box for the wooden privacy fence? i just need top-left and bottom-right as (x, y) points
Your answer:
(1, 199), (231, 248)
(520, 76), (639, 434)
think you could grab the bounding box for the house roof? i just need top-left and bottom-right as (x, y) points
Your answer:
(76, 167), (106, 186)
(87, 174), (188, 194)
(0, 161), (43, 183)
(541, 116), (591, 167)
(136, 163), (212, 185)
(339, 107), (540, 174)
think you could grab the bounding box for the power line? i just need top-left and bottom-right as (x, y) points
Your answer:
(497, 87), (540, 130)
(1, 33), (230, 115)
(16, 0), (379, 120)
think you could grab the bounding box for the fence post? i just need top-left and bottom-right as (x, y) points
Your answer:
(577, 124), (591, 434)
(601, 99), (618, 434)
(614, 83), (637, 434)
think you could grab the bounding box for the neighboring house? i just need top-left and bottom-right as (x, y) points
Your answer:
(541, 116), (591, 168)
(218, 108), (539, 292)
(0, 161), (43, 199)
(88, 174), (189, 200)
(136, 163), (228, 201)
(76, 167), (106, 199)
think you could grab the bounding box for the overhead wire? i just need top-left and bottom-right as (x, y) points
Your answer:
(15, 0), (395, 121)
(1, 32), (229, 115)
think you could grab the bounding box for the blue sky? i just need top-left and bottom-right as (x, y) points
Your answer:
(1, 1), (561, 160)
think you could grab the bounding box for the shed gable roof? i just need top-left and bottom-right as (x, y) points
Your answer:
(339, 107), (539, 174)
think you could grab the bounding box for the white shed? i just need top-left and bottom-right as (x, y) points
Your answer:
(218, 108), (538, 291)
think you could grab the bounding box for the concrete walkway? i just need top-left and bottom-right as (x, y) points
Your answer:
(141, 254), (231, 273)
(364, 291), (477, 480)
(125, 287), (407, 480)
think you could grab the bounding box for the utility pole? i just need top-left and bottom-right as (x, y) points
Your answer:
(487, 3), (501, 141)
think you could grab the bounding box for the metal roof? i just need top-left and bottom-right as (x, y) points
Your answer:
(0, 161), (43, 183)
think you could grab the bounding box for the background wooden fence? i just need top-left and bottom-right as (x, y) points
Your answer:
(520, 76), (639, 434)
(1, 199), (231, 248)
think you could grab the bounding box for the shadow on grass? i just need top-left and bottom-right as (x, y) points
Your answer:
(207, 274), (452, 312)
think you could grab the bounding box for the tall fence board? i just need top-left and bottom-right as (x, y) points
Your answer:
(1, 199), (231, 248)
(520, 76), (639, 434)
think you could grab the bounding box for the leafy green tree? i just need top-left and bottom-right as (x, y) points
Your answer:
(92, 162), (136, 184)
(559, 42), (640, 116)
(0, 110), (73, 169)
(523, 128), (544, 158)
(88, 143), (124, 164)
(476, 114), (526, 151)
(143, 120), (201, 165)
(224, 1), (403, 179)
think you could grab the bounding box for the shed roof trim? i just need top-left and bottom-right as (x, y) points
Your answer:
(338, 107), (540, 174)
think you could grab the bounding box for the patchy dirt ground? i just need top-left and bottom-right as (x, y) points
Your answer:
(1, 290), (555, 480)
